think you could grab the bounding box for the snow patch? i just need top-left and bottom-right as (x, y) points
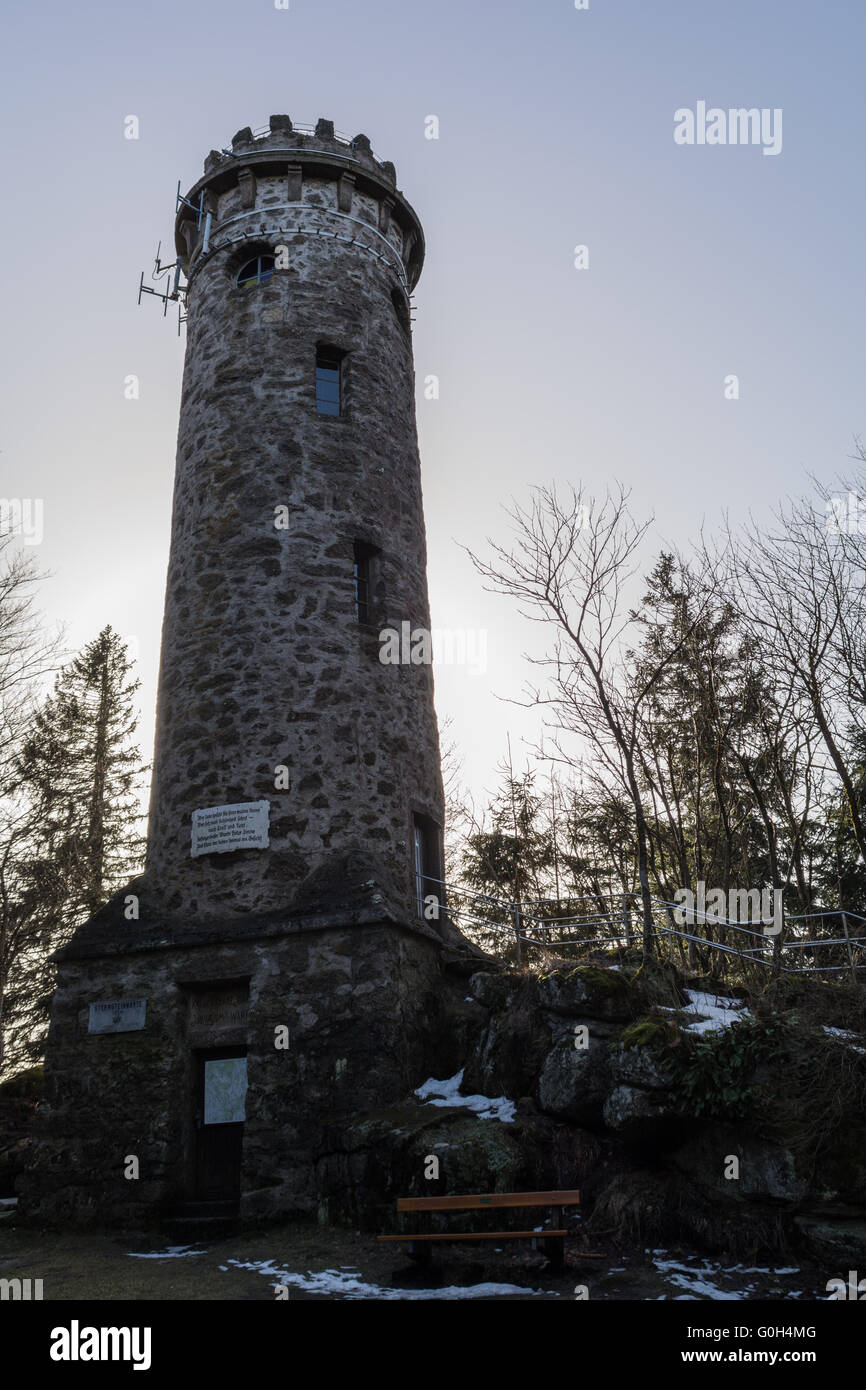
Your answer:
(127, 1245), (204, 1260)
(414, 1069), (516, 1123)
(649, 1250), (803, 1300)
(823, 1025), (866, 1053)
(227, 1259), (550, 1300)
(682, 990), (751, 1035)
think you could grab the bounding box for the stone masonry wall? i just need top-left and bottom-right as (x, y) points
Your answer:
(21, 920), (455, 1227)
(145, 119), (442, 924)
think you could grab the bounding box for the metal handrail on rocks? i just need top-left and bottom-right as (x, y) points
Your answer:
(430, 877), (866, 979)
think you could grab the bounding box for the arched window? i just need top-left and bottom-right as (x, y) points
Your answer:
(236, 255), (275, 289)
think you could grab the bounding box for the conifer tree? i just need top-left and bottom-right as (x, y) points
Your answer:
(0, 628), (146, 1071)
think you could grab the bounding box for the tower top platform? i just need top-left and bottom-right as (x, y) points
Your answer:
(175, 114), (425, 290)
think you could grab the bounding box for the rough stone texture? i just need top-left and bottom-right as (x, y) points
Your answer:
(536, 965), (634, 1022)
(610, 1043), (675, 1090)
(22, 919), (465, 1226)
(462, 972), (552, 1099)
(318, 1098), (599, 1230)
(466, 970), (518, 1013)
(536, 1035), (611, 1125)
(147, 121), (438, 924)
(669, 1129), (810, 1204)
(22, 123), (481, 1227)
(793, 1215), (866, 1267)
(601, 1084), (682, 1147)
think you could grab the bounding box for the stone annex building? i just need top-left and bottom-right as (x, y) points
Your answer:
(24, 115), (481, 1226)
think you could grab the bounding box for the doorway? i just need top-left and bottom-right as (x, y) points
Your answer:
(193, 1047), (247, 1200)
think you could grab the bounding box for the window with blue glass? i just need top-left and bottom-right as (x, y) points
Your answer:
(316, 347), (344, 417)
(236, 255), (275, 289)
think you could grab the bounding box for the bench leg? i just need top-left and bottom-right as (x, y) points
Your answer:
(407, 1239), (434, 1266)
(544, 1210), (565, 1273)
(542, 1235), (565, 1273)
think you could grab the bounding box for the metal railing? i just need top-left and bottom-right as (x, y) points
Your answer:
(427, 877), (866, 979)
(245, 123), (384, 163)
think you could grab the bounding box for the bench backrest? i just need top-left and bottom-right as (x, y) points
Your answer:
(396, 1189), (581, 1213)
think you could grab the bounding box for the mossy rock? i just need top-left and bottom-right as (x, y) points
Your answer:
(568, 965), (630, 995)
(536, 965), (634, 1021)
(619, 1017), (679, 1052)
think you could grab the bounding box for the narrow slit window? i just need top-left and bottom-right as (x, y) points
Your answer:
(353, 540), (373, 623)
(316, 348), (343, 416)
(413, 814), (443, 919)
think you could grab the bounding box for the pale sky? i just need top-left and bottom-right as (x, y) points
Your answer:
(2, 0), (864, 811)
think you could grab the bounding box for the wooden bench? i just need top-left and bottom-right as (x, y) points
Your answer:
(377, 1189), (581, 1271)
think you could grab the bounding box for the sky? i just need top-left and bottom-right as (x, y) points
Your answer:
(1, 0), (865, 813)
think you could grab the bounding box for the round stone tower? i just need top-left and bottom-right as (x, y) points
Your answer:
(22, 116), (482, 1231)
(147, 115), (444, 926)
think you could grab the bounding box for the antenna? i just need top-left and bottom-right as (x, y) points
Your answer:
(176, 182), (205, 227)
(138, 237), (187, 318)
(139, 182), (200, 325)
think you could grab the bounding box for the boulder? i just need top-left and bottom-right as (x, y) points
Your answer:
(536, 965), (633, 1022)
(537, 1035), (610, 1125)
(794, 1215), (866, 1268)
(463, 976), (552, 1098)
(467, 970), (520, 1012)
(602, 1084), (680, 1146)
(670, 1128), (810, 1204)
(319, 1098), (580, 1227)
(611, 1045), (675, 1091)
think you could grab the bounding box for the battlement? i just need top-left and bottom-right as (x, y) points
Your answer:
(209, 115), (397, 184)
(176, 114), (424, 289)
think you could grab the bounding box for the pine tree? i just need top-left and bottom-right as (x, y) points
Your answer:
(0, 628), (146, 1072)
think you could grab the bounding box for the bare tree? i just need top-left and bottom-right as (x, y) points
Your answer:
(469, 483), (710, 959)
(728, 487), (866, 867)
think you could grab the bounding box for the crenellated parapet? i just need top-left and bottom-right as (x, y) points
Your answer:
(175, 114), (424, 293)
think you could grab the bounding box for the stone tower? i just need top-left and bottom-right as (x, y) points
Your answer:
(148, 114), (444, 923)
(23, 117), (476, 1228)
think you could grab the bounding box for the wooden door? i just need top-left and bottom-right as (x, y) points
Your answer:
(194, 1048), (247, 1200)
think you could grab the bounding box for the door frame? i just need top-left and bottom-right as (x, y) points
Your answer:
(193, 1045), (248, 1201)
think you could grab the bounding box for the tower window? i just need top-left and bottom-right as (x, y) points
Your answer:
(390, 288), (411, 336)
(236, 255), (275, 289)
(316, 347), (344, 416)
(353, 540), (376, 623)
(413, 814), (443, 919)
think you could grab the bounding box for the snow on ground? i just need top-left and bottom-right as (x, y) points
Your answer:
(414, 1068), (516, 1122)
(127, 1245), (205, 1260)
(662, 995), (864, 1049)
(823, 1025), (866, 1054)
(681, 989), (752, 1034)
(649, 1250), (803, 1300)
(227, 1258), (551, 1299)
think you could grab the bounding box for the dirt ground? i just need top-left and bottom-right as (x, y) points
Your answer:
(0, 1217), (828, 1301)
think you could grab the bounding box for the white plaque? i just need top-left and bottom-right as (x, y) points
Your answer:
(190, 800), (270, 857)
(88, 998), (147, 1034)
(204, 1057), (248, 1125)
